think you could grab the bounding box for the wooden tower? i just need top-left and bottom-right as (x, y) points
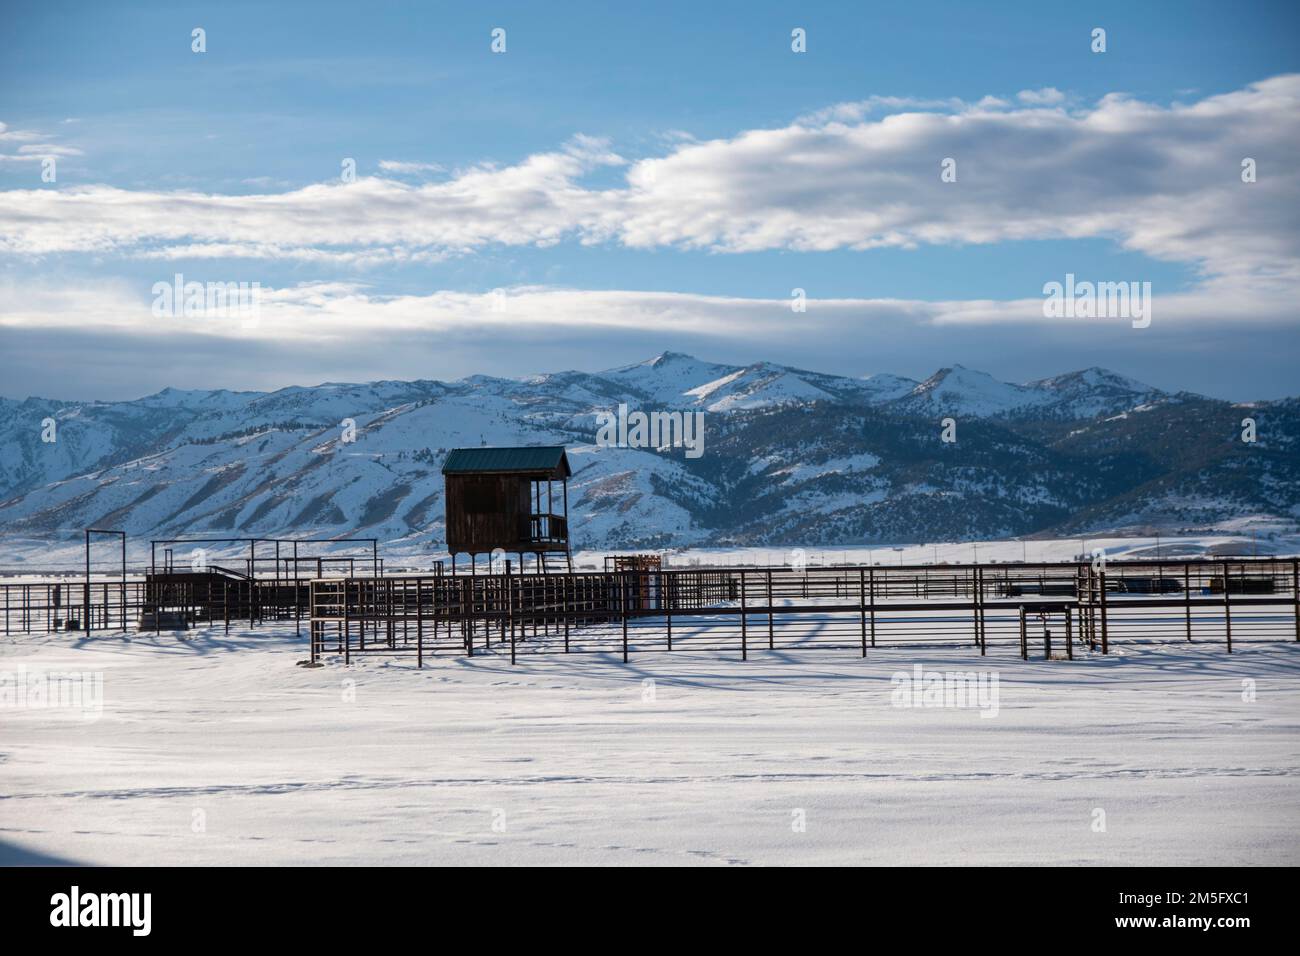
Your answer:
(441, 446), (572, 572)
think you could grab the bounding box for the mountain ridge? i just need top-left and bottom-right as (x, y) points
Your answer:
(1, 353), (1295, 552)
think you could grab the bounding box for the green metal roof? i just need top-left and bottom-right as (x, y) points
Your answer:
(441, 445), (571, 478)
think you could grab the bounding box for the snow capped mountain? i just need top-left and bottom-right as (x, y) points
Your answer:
(599, 352), (738, 405)
(855, 372), (920, 402)
(134, 387), (261, 411)
(892, 365), (1051, 417)
(687, 364), (839, 411)
(1025, 367), (1168, 419)
(887, 364), (1170, 421)
(0, 353), (1294, 555)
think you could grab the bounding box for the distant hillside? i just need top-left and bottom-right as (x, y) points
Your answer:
(1, 352), (1296, 552)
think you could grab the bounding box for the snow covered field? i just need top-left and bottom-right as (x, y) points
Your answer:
(578, 530), (1300, 571)
(3, 622), (1298, 865)
(5, 531), (1295, 578)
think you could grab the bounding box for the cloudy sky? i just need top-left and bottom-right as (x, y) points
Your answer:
(1, 0), (1298, 401)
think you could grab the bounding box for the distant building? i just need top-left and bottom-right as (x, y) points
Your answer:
(441, 446), (572, 571)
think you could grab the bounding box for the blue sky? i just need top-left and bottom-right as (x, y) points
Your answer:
(1, 0), (1298, 399)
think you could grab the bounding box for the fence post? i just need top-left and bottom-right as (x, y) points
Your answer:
(740, 570), (748, 661)
(1065, 607), (1073, 661)
(621, 571), (629, 664)
(978, 568), (988, 653)
(387, 578), (396, 649)
(868, 567), (876, 648)
(666, 572), (673, 651)
(358, 580), (367, 652)
(858, 567), (866, 657)
(1087, 565), (1096, 650)
(1292, 558), (1298, 643)
(980, 568), (988, 654)
(1019, 606), (1027, 660)
(464, 578), (473, 657)
(767, 569), (774, 650)
(508, 560), (516, 665)
(1099, 570), (1109, 655)
(416, 574), (426, 642)
(1184, 563), (1192, 642)
(1222, 560), (1232, 654)
(416, 577), (424, 667)
(343, 581), (351, 665)
(84, 530), (91, 638)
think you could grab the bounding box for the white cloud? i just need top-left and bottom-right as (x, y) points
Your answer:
(377, 159), (446, 174)
(0, 277), (1291, 345)
(15, 144), (82, 157)
(0, 77), (1297, 292)
(3, 279), (1296, 400)
(797, 95), (976, 124)
(0, 121), (83, 163)
(1016, 87), (1066, 105)
(0, 135), (621, 256)
(0, 122), (42, 143)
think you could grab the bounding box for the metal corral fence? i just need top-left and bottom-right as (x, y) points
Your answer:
(305, 558), (1300, 666)
(0, 577), (143, 635)
(0, 572), (308, 637)
(4, 558), (1298, 665)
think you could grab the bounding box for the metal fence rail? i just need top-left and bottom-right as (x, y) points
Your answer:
(305, 558), (1300, 666)
(5, 557), (1299, 666)
(0, 579), (145, 636)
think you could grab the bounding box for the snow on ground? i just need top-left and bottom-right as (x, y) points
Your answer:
(3, 532), (1295, 576)
(2, 622), (1298, 865)
(573, 532), (1300, 571)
